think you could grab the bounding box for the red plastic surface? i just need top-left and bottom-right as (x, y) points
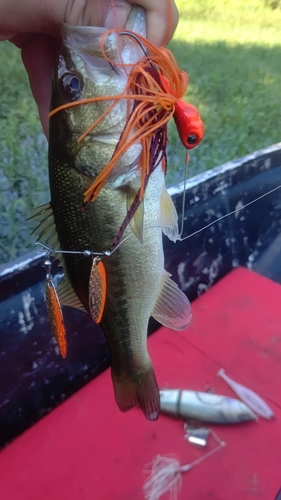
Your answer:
(0, 267), (280, 499)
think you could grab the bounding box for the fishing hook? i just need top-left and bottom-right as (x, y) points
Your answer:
(119, 31), (149, 58)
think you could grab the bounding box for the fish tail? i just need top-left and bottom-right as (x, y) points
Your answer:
(111, 367), (160, 421)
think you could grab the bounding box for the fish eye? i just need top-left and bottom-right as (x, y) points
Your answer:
(187, 134), (198, 145)
(60, 73), (82, 98)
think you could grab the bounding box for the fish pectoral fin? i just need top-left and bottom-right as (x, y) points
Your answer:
(127, 189), (144, 243)
(152, 270), (192, 330)
(159, 186), (179, 242)
(57, 276), (87, 312)
(111, 366), (160, 421)
(89, 260), (106, 323)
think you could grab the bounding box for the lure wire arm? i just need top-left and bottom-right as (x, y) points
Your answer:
(34, 239), (129, 261)
(35, 242), (107, 258)
(34, 181), (281, 262)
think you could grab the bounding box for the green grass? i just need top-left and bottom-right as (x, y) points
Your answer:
(0, 0), (281, 262)
(166, 0), (281, 183)
(0, 42), (48, 264)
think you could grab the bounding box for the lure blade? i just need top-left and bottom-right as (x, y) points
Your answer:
(218, 368), (275, 420)
(46, 276), (67, 359)
(89, 260), (106, 323)
(184, 427), (211, 447)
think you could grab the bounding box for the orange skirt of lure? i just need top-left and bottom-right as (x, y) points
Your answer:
(46, 276), (67, 359)
(49, 29), (204, 206)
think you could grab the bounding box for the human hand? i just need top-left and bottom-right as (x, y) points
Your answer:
(0, 0), (179, 136)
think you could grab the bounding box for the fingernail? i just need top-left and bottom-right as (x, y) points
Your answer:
(104, 4), (129, 29)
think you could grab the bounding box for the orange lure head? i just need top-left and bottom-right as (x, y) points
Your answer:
(173, 100), (205, 150)
(159, 73), (204, 150)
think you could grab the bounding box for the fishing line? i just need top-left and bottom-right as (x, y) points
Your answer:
(179, 154), (189, 238)
(134, 180), (281, 242)
(35, 182), (281, 261)
(178, 183), (281, 241)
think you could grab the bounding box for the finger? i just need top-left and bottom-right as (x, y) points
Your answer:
(1, 0), (178, 45)
(0, 0), (107, 38)
(21, 34), (60, 136)
(125, 0), (179, 46)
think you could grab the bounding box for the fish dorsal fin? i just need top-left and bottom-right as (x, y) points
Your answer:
(29, 202), (52, 223)
(57, 276), (87, 312)
(30, 203), (86, 313)
(29, 203), (64, 267)
(127, 189), (144, 243)
(159, 186), (179, 242)
(29, 203), (55, 235)
(89, 259), (106, 323)
(152, 270), (192, 330)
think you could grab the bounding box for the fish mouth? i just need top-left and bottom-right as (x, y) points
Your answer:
(61, 5), (146, 57)
(120, 5), (146, 37)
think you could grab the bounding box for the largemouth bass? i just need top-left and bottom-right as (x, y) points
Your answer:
(33, 6), (192, 421)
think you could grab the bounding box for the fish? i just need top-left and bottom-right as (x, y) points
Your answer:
(32, 6), (194, 421)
